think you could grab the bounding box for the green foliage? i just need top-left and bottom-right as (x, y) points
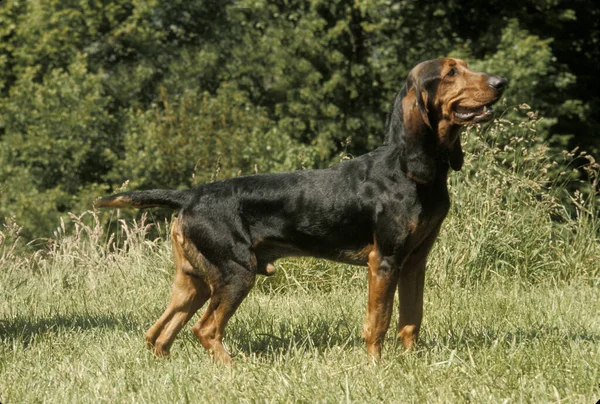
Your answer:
(0, 0), (599, 239)
(0, 55), (116, 240)
(462, 19), (578, 139)
(110, 86), (314, 190)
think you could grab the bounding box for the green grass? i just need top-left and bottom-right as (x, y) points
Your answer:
(1, 254), (598, 402)
(1, 114), (600, 402)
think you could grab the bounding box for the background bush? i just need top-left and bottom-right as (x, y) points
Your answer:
(0, 0), (599, 240)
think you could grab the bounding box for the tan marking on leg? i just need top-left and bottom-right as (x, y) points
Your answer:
(397, 268), (425, 350)
(396, 225), (441, 350)
(192, 271), (255, 365)
(362, 239), (398, 361)
(145, 218), (210, 357)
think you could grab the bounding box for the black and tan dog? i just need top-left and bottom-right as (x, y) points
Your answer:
(96, 58), (506, 363)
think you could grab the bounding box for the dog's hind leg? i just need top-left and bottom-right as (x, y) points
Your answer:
(145, 219), (211, 357)
(192, 262), (255, 365)
(146, 271), (210, 357)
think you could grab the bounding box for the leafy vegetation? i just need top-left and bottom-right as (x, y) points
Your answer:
(1, 0), (599, 239)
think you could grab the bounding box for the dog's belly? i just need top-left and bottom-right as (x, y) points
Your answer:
(253, 237), (373, 267)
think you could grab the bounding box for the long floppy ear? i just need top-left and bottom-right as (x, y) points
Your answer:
(401, 85), (437, 184)
(415, 87), (433, 131)
(449, 134), (464, 171)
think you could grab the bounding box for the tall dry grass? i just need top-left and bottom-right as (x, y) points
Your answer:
(1, 107), (598, 289)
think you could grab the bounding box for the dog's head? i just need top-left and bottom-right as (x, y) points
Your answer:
(389, 58), (506, 184)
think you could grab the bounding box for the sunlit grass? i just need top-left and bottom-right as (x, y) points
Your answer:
(1, 113), (599, 402)
(1, 256), (598, 402)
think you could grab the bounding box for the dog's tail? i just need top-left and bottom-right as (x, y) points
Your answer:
(95, 189), (194, 210)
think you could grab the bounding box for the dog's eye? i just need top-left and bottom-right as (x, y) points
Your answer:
(446, 68), (457, 77)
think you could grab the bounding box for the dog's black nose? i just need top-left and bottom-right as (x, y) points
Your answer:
(488, 75), (507, 92)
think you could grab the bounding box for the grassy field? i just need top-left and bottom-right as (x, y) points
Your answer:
(1, 118), (600, 402)
(0, 250), (598, 403)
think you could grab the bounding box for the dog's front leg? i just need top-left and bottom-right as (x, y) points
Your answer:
(362, 245), (400, 361)
(397, 225), (441, 350)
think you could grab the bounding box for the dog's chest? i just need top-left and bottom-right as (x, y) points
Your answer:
(408, 185), (450, 242)
(375, 181), (450, 249)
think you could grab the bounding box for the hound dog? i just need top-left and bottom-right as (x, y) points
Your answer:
(96, 58), (506, 363)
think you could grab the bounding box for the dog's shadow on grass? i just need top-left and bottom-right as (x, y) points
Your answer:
(0, 313), (139, 348)
(212, 316), (365, 361)
(213, 320), (600, 362)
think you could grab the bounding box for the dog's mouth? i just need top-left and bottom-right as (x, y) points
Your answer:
(453, 101), (497, 123)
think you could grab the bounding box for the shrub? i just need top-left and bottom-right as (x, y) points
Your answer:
(0, 55), (116, 240)
(108, 85), (315, 191)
